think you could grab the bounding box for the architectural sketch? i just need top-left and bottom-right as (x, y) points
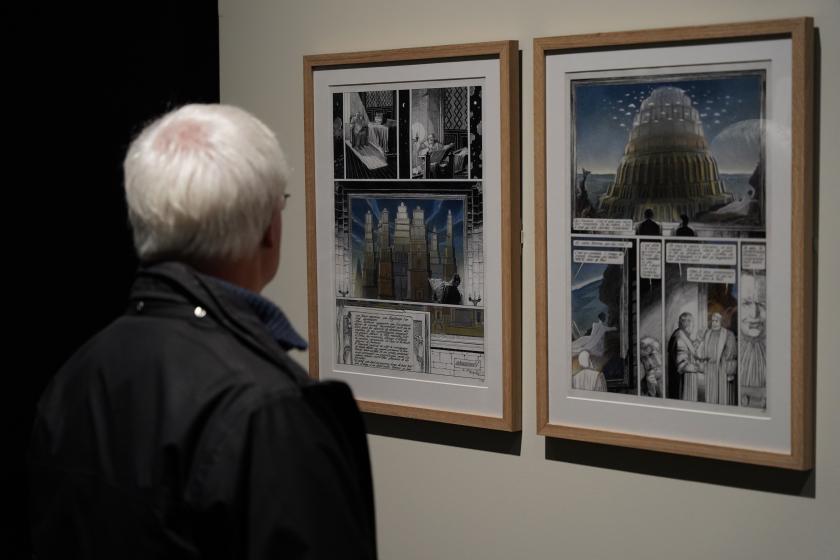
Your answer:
(333, 182), (484, 307)
(354, 199), (459, 303)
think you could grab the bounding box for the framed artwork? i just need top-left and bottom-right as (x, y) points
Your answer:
(535, 19), (814, 468)
(304, 41), (521, 430)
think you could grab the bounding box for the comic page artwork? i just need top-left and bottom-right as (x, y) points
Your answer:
(333, 86), (482, 181)
(330, 78), (486, 385)
(568, 69), (767, 410)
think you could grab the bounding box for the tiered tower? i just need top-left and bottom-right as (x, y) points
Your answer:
(599, 86), (733, 222)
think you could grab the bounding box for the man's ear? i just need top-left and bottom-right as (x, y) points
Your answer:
(261, 206), (282, 248)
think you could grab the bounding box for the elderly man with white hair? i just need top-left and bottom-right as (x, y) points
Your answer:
(28, 105), (377, 559)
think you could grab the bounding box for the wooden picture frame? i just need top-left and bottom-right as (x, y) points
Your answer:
(304, 41), (521, 430)
(535, 19), (813, 468)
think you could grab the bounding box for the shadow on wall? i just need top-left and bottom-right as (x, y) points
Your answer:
(364, 414), (522, 455)
(545, 438), (815, 497)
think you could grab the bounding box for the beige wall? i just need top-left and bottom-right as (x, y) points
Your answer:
(219, 1), (840, 558)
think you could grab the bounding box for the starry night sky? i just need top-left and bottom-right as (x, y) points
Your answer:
(572, 72), (764, 173)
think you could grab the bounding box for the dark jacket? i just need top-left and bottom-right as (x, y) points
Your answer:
(28, 263), (376, 559)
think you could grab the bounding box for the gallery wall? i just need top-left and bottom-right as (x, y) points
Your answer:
(219, 1), (839, 558)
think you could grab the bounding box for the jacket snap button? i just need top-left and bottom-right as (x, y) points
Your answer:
(194, 306), (207, 318)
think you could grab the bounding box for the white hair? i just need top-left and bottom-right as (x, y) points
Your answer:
(124, 104), (288, 262)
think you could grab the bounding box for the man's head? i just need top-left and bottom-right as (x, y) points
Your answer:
(451, 273), (460, 288)
(644, 208), (654, 220)
(598, 312), (606, 322)
(710, 312), (723, 331)
(680, 214), (690, 226)
(124, 104), (288, 290)
(740, 273), (767, 337)
(678, 312), (694, 333)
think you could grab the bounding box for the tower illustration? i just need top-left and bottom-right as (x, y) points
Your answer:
(599, 86), (733, 222)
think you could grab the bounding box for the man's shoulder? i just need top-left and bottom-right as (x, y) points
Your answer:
(33, 312), (309, 474)
(52, 312), (302, 407)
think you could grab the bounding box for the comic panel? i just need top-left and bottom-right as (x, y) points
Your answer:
(407, 86), (478, 180)
(638, 240), (664, 398)
(570, 70), (766, 238)
(398, 90), (410, 179)
(335, 300), (485, 383)
(663, 240), (739, 406)
(333, 92), (344, 179)
(570, 238), (637, 394)
(334, 182), (484, 306)
(739, 242), (767, 409)
(341, 90), (398, 179)
(469, 85), (482, 179)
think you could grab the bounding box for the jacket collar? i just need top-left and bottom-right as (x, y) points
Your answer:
(129, 262), (310, 383)
(200, 276), (307, 351)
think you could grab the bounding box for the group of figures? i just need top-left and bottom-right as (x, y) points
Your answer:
(574, 277), (767, 409)
(572, 298), (767, 408)
(666, 311), (738, 404)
